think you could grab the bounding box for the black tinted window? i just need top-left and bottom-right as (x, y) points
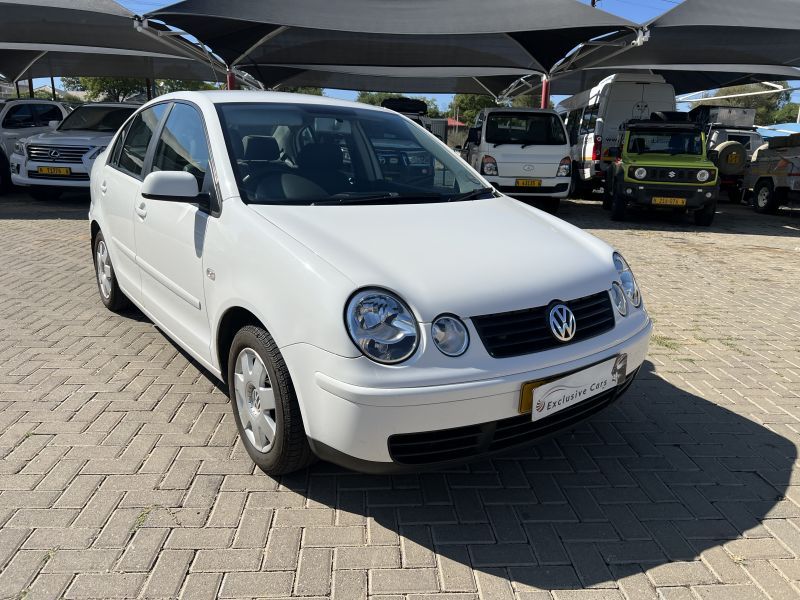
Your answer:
(2, 104), (35, 129)
(485, 113), (566, 146)
(117, 104), (167, 178)
(152, 103), (209, 184)
(59, 105), (135, 132)
(33, 104), (63, 126)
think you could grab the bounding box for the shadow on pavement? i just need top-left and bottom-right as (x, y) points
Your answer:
(0, 188), (89, 220)
(280, 360), (795, 590)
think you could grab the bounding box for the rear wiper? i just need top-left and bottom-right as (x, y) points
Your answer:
(447, 187), (497, 202)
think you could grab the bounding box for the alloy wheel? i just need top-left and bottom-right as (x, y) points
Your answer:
(96, 240), (112, 299)
(233, 348), (277, 453)
(757, 187), (770, 208)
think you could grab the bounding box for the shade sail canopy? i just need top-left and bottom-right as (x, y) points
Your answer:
(147, 0), (637, 74)
(0, 0), (224, 82)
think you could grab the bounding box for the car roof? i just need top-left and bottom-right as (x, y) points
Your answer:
(625, 120), (701, 131)
(74, 102), (139, 108)
(483, 107), (557, 115)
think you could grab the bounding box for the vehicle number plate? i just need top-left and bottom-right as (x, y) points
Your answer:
(652, 197), (686, 206)
(37, 166), (71, 176)
(520, 355), (627, 422)
(515, 178), (542, 187)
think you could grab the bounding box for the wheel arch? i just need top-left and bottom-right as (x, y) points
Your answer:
(215, 305), (268, 383)
(90, 220), (101, 251)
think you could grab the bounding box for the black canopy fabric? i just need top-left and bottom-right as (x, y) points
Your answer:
(0, 0), (224, 82)
(147, 0), (637, 75)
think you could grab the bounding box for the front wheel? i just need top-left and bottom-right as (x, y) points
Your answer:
(753, 180), (781, 215)
(693, 200), (717, 226)
(93, 231), (129, 311)
(228, 325), (315, 476)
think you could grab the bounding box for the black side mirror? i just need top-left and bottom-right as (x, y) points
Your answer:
(708, 149), (719, 163)
(607, 147), (620, 159)
(467, 127), (481, 144)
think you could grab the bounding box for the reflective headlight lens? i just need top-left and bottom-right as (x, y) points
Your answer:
(634, 167), (647, 180)
(432, 315), (469, 357)
(610, 282), (628, 316)
(557, 157), (571, 177)
(13, 140), (24, 155)
(613, 252), (641, 308)
(696, 169), (710, 182)
(345, 289), (419, 364)
(481, 155), (498, 176)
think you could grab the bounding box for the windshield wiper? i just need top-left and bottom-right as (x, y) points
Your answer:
(312, 192), (442, 206)
(447, 187), (497, 202)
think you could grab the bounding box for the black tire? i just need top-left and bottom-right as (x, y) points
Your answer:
(727, 186), (747, 205)
(92, 231), (129, 312)
(29, 187), (62, 201)
(753, 180), (781, 215)
(610, 192), (627, 221)
(227, 325), (315, 476)
(0, 152), (10, 195)
(693, 200), (717, 226)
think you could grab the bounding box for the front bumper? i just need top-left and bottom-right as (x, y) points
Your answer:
(283, 318), (652, 471)
(487, 175), (570, 197)
(10, 155), (91, 188)
(621, 182), (719, 209)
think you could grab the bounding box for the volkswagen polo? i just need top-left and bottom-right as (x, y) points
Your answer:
(89, 91), (652, 475)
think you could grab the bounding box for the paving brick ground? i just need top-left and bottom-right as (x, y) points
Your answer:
(1, 190), (800, 600)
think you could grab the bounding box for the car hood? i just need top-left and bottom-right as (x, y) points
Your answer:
(21, 130), (114, 146)
(249, 197), (617, 321)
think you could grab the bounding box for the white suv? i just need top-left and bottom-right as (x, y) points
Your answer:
(11, 103), (137, 200)
(89, 92), (652, 474)
(0, 99), (69, 193)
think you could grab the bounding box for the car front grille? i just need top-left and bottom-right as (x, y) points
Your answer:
(28, 170), (89, 181)
(646, 168), (700, 184)
(471, 291), (616, 359)
(27, 145), (90, 164)
(388, 368), (638, 465)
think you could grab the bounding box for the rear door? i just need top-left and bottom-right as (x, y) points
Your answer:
(133, 101), (213, 363)
(98, 104), (168, 300)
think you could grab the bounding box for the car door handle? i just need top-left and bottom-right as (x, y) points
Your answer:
(135, 202), (147, 219)
(100, 182), (107, 194)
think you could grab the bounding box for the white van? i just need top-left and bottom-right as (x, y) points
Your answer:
(463, 108), (571, 211)
(558, 74), (676, 195)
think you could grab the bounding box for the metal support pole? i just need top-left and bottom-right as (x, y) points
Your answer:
(145, 78), (152, 101)
(540, 75), (550, 109)
(226, 70), (237, 90)
(15, 82), (20, 98)
(27, 77), (34, 98)
(50, 75), (56, 100)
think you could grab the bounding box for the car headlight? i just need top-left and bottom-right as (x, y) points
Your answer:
(634, 167), (647, 180)
(13, 140), (25, 155)
(696, 169), (710, 182)
(557, 157), (571, 177)
(345, 289), (419, 364)
(481, 155), (498, 176)
(89, 146), (108, 160)
(613, 252), (641, 308)
(431, 315), (469, 357)
(610, 282), (628, 316)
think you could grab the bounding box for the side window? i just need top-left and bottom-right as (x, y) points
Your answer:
(151, 103), (210, 185)
(2, 104), (35, 129)
(580, 105), (599, 136)
(33, 104), (63, 126)
(117, 104), (167, 178)
(567, 109), (581, 145)
(109, 121), (132, 167)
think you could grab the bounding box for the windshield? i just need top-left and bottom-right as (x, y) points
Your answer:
(485, 112), (566, 146)
(58, 105), (136, 132)
(216, 103), (490, 205)
(627, 129), (703, 155)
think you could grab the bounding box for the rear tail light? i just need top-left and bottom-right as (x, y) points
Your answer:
(591, 135), (602, 161)
(481, 155), (498, 176)
(557, 157), (571, 177)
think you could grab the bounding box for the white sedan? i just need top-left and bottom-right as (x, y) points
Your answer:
(89, 91), (652, 475)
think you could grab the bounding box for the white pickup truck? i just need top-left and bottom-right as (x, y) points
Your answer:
(742, 133), (800, 214)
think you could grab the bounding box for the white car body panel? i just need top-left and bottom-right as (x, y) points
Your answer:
(89, 91), (651, 469)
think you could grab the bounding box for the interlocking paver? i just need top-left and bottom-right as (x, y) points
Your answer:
(2, 194), (800, 599)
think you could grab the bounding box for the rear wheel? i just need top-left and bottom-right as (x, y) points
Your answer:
(610, 193), (627, 221)
(753, 180), (781, 215)
(227, 325), (315, 476)
(93, 231), (129, 312)
(693, 200), (717, 226)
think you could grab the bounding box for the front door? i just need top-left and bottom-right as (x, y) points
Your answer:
(133, 102), (213, 363)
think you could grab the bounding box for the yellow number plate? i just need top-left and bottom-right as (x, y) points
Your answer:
(515, 178), (542, 188)
(652, 197), (686, 207)
(37, 166), (71, 176)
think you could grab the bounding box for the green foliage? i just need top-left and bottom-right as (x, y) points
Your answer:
(447, 94), (499, 126)
(156, 80), (219, 94)
(511, 93), (553, 109)
(691, 82), (792, 126)
(279, 87), (325, 96)
(770, 102), (800, 125)
(61, 76), (219, 102)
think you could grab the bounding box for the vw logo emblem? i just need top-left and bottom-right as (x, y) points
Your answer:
(548, 304), (576, 342)
(668, 170), (676, 178)
(49, 149), (60, 158)
(523, 164), (535, 172)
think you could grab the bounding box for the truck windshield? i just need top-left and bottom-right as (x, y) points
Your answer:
(59, 105), (136, 132)
(627, 129), (703, 155)
(485, 113), (566, 146)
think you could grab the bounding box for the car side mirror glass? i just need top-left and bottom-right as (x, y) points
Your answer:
(48, 120), (60, 129)
(454, 145), (462, 151)
(467, 127), (481, 144)
(708, 149), (719, 163)
(141, 171), (208, 210)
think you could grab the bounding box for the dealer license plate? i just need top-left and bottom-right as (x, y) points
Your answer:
(515, 178), (542, 188)
(520, 355), (628, 422)
(652, 196), (686, 207)
(37, 166), (71, 176)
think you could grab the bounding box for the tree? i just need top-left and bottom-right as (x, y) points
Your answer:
(691, 82), (791, 126)
(62, 76), (220, 102)
(278, 87), (324, 96)
(448, 94), (498, 126)
(770, 102), (800, 125)
(511, 93), (552, 109)
(156, 80), (219, 94)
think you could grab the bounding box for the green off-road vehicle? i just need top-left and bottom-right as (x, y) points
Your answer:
(604, 117), (720, 225)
